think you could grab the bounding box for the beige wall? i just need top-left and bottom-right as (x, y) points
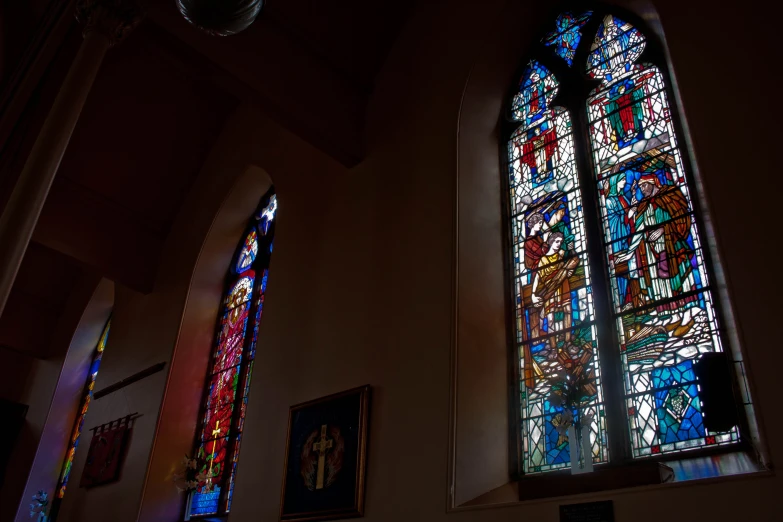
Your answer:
(0, 271), (102, 522)
(233, 0), (780, 520)
(13, 278), (113, 522)
(48, 0), (783, 521)
(55, 101), (346, 522)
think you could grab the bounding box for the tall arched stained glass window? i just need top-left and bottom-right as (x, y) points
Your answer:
(505, 7), (750, 473)
(51, 319), (111, 516)
(188, 187), (277, 518)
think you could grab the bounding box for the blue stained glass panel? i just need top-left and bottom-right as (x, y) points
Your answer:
(190, 486), (222, 517)
(543, 11), (592, 66)
(651, 361), (704, 443)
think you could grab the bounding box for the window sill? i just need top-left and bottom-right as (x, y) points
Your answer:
(456, 450), (771, 509)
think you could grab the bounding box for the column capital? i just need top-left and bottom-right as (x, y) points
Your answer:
(76, 0), (144, 45)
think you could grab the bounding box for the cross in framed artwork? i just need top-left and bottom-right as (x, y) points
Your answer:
(312, 425), (334, 490)
(280, 385), (370, 521)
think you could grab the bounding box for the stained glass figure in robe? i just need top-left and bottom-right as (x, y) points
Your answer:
(190, 188), (277, 517)
(508, 61), (607, 473)
(585, 15), (737, 457)
(543, 11), (592, 66)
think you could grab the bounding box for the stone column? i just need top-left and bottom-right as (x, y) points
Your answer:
(0, 0), (142, 317)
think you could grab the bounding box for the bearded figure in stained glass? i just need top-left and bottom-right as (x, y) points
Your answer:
(614, 174), (695, 316)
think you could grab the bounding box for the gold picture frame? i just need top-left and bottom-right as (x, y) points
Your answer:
(279, 385), (370, 521)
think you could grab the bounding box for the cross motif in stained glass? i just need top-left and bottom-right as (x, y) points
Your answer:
(190, 188), (276, 517)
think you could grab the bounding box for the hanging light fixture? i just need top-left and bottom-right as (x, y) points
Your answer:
(176, 0), (263, 36)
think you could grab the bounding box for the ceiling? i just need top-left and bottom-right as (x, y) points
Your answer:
(263, 0), (412, 93)
(0, 0), (413, 358)
(0, 243), (83, 359)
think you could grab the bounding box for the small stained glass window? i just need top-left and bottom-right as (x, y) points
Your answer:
(189, 187), (277, 517)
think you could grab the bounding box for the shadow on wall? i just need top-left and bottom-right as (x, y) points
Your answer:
(0, 399), (28, 487)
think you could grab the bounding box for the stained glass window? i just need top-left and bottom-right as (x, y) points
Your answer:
(55, 320), (111, 500)
(189, 189), (277, 517)
(505, 8), (748, 473)
(585, 14), (737, 457)
(509, 60), (607, 473)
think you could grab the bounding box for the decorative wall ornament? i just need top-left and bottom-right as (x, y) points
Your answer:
(280, 386), (370, 521)
(175, 0), (263, 36)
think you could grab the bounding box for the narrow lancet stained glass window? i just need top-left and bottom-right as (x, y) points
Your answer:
(189, 190), (277, 517)
(508, 61), (608, 473)
(585, 14), (737, 457)
(55, 319), (111, 499)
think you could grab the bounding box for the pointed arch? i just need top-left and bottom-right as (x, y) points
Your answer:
(188, 188), (277, 517)
(506, 57), (608, 472)
(503, 5), (753, 473)
(585, 13), (735, 457)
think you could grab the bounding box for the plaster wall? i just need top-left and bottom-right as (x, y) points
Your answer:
(43, 0), (783, 520)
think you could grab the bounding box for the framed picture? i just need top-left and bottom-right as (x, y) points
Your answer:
(280, 385), (370, 521)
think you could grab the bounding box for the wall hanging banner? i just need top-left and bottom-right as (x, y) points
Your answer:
(79, 414), (135, 488)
